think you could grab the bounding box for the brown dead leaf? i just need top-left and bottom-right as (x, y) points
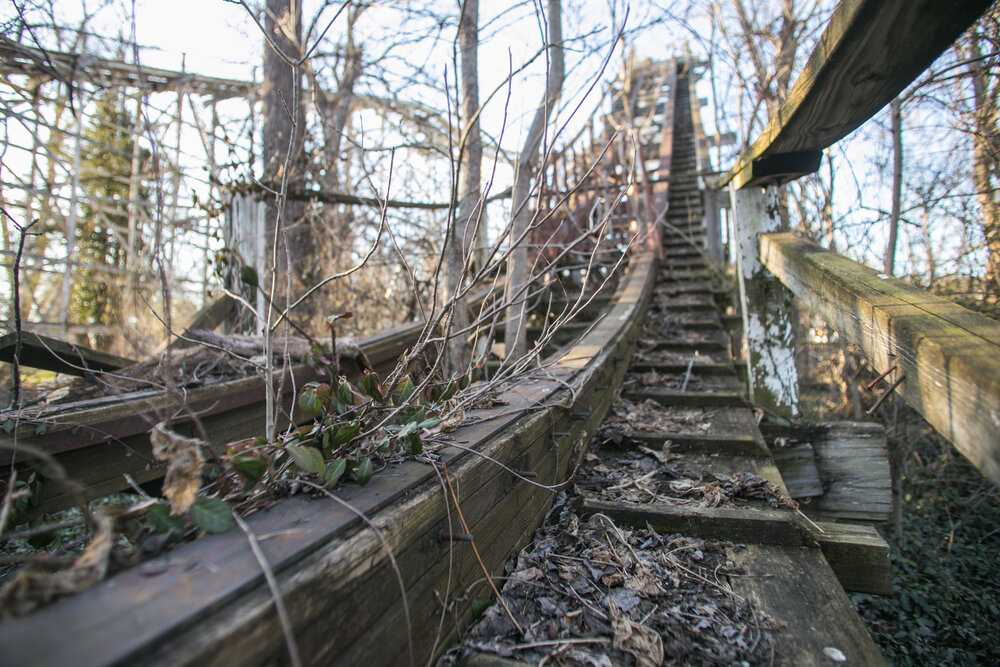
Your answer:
(0, 512), (113, 618)
(151, 421), (205, 515)
(626, 560), (669, 598)
(439, 407), (466, 432)
(607, 597), (664, 667)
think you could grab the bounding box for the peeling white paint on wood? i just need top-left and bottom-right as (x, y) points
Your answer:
(731, 184), (800, 417)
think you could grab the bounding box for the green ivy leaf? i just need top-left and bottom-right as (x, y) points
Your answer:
(330, 421), (360, 448)
(240, 264), (258, 288)
(230, 451), (268, 484)
(190, 497), (235, 534)
(298, 382), (326, 419)
(356, 456), (373, 485)
(471, 597), (491, 617)
(403, 430), (422, 455)
(148, 501), (186, 535)
(392, 377), (416, 406)
(286, 445), (325, 474)
(323, 458), (347, 488)
(440, 381), (458, 401)
(337, 379), (355, 406)
(360, 372), (383, 402)
(2, 419), (15, 434)
(418, 417), (442, 430)
(397, 420), (417, 439)
(377, 436), (392, 453)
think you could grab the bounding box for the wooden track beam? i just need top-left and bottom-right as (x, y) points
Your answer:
(721, 0), (993, 189)
(760, 232), (1000, 485)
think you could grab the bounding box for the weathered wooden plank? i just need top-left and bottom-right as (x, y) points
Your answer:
(0, 319), (440, 514)
(619, 430), (769, 457)
(805, 422), (891, 523)
(167, 294), (238, 349)
(772, 442), (825, 498)
(813, 521), (892, 595)
(760, 232), (1000, 485)
(625, 387), (747, 408)
(579, 498), (815, 547)
(722, 0), (992, 188)
(726, 544), (885, 665)
(0, 331), (135, 375)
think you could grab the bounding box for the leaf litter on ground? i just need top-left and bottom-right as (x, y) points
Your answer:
(441, 499), (777, 666)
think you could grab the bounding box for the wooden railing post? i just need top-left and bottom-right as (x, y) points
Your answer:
(730, 183), (800, 417)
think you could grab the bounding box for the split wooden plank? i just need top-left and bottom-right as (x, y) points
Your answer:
(166, 293), (237, 349)
(726, 544), (886, 665)
(760, 232), (1000, 485)
(722, 0), (993, 188)
(0, 331), (135, 375)
(772, 442), (825, 498)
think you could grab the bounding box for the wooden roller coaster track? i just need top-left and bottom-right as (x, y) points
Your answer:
(3, 0), (1000, 664)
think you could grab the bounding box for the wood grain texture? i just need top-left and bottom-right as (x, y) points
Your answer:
(813, 521), (892, 595)
(727, 544), (886, 665)
(761, 232), (1000, 485)
(722, 0), (992, 188)
(579, 498), (816, 547)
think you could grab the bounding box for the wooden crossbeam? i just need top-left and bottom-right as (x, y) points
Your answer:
(579, 498), (892, 594)
(760, 232), (1000, 485)
(0, 331), (135, 376)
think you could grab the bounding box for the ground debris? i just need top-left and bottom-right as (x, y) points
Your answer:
(601, 397), (712, 436)
(632, 345), (722, 368)
(577, 434), (795, 510)
(0, 512), (113, 618)
(441, 511), (775, 666)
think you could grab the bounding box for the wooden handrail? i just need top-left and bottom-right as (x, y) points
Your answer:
(720, 0), (992, 189)
(760, 232), (1000, 485)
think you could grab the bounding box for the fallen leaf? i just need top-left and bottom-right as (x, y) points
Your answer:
(0, 512), (113, 618)
(439, 407), (466, 432)
(607, 597), (664, 667)
(151, 421), (205, 515)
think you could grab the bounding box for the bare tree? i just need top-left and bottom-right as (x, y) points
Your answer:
(261, 0), (306, 313)
(443, 0), (481, 372)
(504, 0), (564, 363)
(964, 10), (1000, 295)
(885, 96), (902, 277)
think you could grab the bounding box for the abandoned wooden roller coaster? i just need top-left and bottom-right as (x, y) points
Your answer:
(4, 0), (1000, 664)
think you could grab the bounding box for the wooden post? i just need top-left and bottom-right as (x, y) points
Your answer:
(704, 187), (724, 265)
(730, 183), (799, 417)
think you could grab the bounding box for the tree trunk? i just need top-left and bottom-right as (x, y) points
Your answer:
(966, 31), (1000, 295)
(261, 0), (305, 315)
(885, 97), (902, 277)
(445, 0), (481, 371)
(504, 0), (564, 363)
